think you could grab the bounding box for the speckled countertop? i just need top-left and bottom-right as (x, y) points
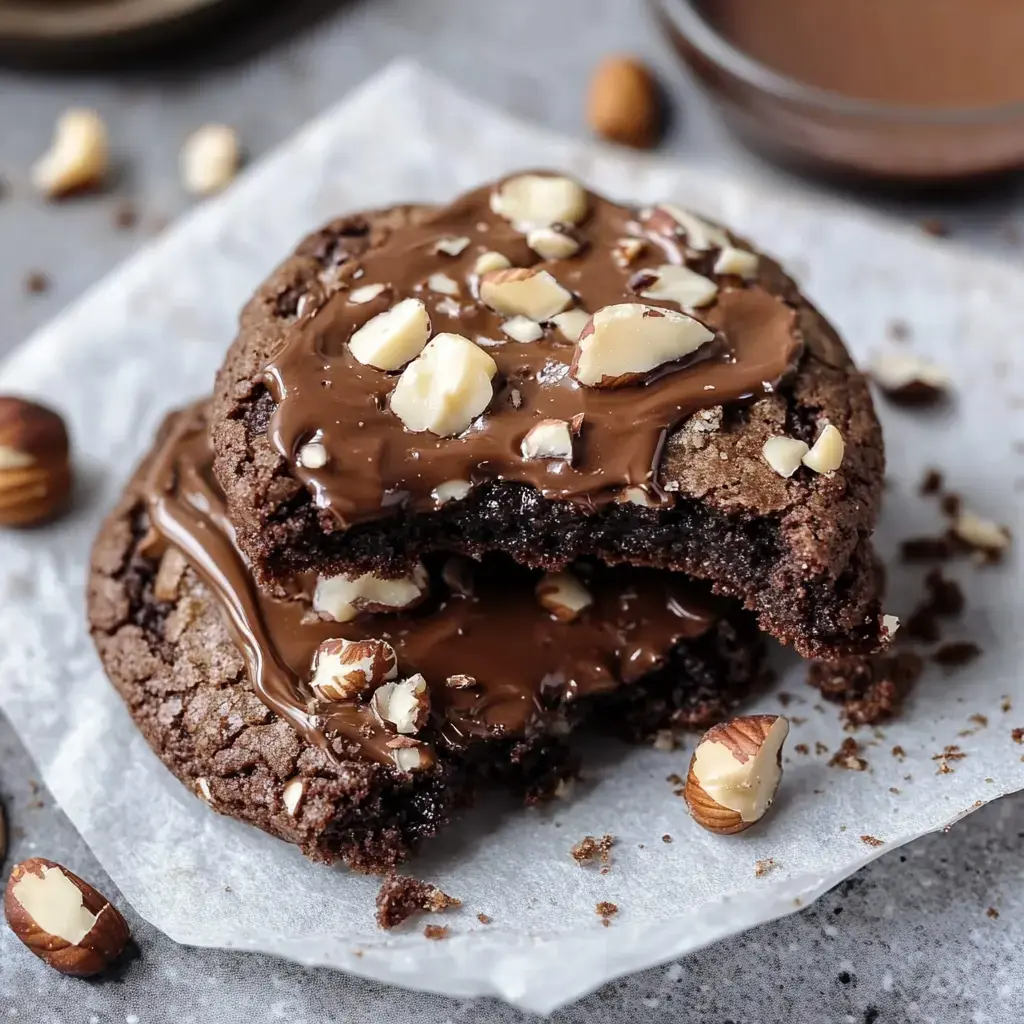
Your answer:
(2, 1), (1024, 1020)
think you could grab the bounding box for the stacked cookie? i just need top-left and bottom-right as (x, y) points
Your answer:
(88, 173), (887, 872)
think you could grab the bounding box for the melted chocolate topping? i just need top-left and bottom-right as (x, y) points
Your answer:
(143, 405), (723, 770)
(262, 176), (803, 527)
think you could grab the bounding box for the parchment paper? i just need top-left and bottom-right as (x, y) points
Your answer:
(0, 62), (1021, 1014)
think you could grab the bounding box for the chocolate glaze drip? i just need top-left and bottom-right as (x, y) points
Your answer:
(143, 405), (723, 770)
(262, 176), (802, 528)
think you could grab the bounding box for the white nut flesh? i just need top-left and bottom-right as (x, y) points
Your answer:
(490, 173), (588, 230)
(181, 124), (240, 196)
(11, 865), (98, 946)
(480, 268), (573, 321)
(691, 716), (789, 823)
(870, 353), (950, 393)
(313, 564), (429, 623)
(521, 419), (575, 462)
(550, 308), (592, 343)
(473, 251), (512, 276)
(348, 283), (387, 305)
(953, 511), (1011, 552)
(655, 203), (729, 252)
(282, 778), (306, 816)
(571, 303), (714, 388)
(801, 424), (845, 475)
(527, 227), (581, 260)
(297, 441), (328, 469)
(762, 436), (810, 478)
(390, 333), (498, 436)
(310, 637), (399, 701)
(613, 237), (646, 267)
(427, 272), (460, 296)
(501, 316), (544, 343)
(636, 264), (718, 309)
(713, 246), (759, 279)
(32, 109), (109, 198)
(881, 614), (901, 642)
(535, 570), (593, 622)
(371, 674), (431, 734)
(434, 236), (471, 256)
(349, 298), (432, 371)
(432, 479), (472, 505)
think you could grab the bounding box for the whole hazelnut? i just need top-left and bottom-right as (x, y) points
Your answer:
(5, 858), (130, 976)
(0, 397), (72, 527)
(684, 715), (789, 834)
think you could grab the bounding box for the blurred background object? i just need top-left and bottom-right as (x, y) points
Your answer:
(657, 0), (1024, 182)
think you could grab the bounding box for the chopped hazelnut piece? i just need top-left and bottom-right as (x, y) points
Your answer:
(635, 264), (718, 309)
(480, 267), (573, 321)
(180, 124), (240, 196)
(870, 353), (950, 403)
(313, 564), (429, 623)
(953, 510), (1011, 553)
(684, 715), (789, 834)
(653, 204), (729, 251)
(521, 419), (575, 462)
(371, 674), (431, 734)
(32, 109), (108, 198)
(713, 246), (759, 279)
(282, 778), (306, 816)
(426, 272), (460, 296)
(613, 237), (646, 267)
(349, 298), (432, 371)
(390, 333), (497, 436)
(490, 173), (587, 230)
(472, 251), (512, 276)
(349, 283), (387, 305)
(802, 424), (845, 475)
(762, 436), (809, 478)
(550, 308), (591, 343)
(310, 637), (398, 701)
(434, 236), (471, 256)
(881, 614), (901, 642)
(297, 441), (328, 469)
(431, 479), (472, 506)
(536, 570), (593, 622)
(570, 303), (713, 388)
(501, 316), (544, 343)
(526, 227), (580, 260)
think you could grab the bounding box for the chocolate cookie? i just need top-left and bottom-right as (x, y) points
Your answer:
(210, 179), (886, 658)
(88, 403), (764, 871)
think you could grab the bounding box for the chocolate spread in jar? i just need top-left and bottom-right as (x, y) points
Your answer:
(142, 404), (724, 771)
(666, 0), (1024, 179)
(701, 0), (1024, 109)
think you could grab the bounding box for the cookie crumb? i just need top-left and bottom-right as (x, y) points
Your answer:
(920, 468), (943, 495)
(754, 857), (778, 877)
(476, 913), (491, 925)
(23, 270), (50, 294)
(571, 834), (615, 873)
(891, 745), (906, 760)
(860, 835), (884, 847)
(828, 737), (868, 772)
(933, 642), (982, 668)
(375, 874), (461, 930)
(423, 924), (449, 941)
(900, 536), (953, 562)
(919, 217), (949, 238)
(887, 318), (911, 343)
(987, 907), (1000, 920)
(794, 743), (809, 755)
(114, 201), (138, 230)
(1011, 728), (1023, 744)
(595, 901), (618, 927)
(932, 745), (967, 775)
(808, 651), (923, 726)
(661, 834), (673, 844)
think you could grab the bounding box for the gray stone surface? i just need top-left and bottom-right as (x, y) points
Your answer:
(1, 0), (1023, 1019)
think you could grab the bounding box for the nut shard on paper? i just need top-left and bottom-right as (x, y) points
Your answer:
(86, 166), (896, 892)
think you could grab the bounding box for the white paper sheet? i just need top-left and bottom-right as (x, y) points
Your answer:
(0, 62), (1021, 1014)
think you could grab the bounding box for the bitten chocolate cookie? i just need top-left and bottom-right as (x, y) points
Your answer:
(210, 179), (887, 659)
(87, 403), (764, 871)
